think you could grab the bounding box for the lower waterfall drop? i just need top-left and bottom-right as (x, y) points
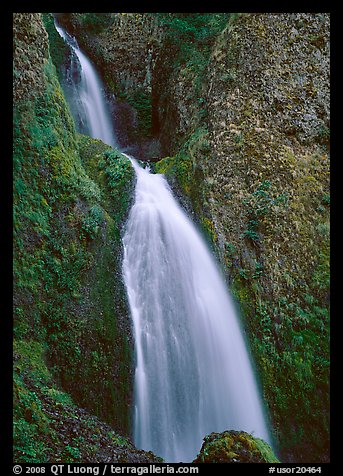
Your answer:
(122, 158), (272, 462)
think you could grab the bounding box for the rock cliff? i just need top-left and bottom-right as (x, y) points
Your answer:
(156, 13), (330, 463)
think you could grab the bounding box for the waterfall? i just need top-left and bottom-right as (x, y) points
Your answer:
(54, 20), (117, 147)
(122, 159), (272, 462)
(54, 19), (272, 464)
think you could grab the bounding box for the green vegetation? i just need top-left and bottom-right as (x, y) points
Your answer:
(157, 136), (330, 463)
(155, 12), (329, 463)
(126, 89), (153, 137)
(153, 13), (234, 154)
(242, 181), (289, 246)
(219, 171), (329, 461)
(155, 126), (214, 245)
(14, 340), (72, 462)
(55, 13), (114, 36)
(248, 295), (329, 460)
(225, 170), (330, 461)
(14, 11), (330, 464)
(13, 340), (157, 463)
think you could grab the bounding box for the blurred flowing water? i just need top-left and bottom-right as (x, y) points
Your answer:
(55, 19), (272, 463)
(122, 159), (271, 462)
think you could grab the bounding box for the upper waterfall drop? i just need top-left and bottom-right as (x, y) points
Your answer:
(123, 157), (272, 462)
(54, 20), (117, 148)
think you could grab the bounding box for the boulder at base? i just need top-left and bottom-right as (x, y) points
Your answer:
(193, 430), (280, 463)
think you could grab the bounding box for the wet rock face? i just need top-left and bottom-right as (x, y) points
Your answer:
(193, 430), (279, 463)
(13, 13), (50, 102)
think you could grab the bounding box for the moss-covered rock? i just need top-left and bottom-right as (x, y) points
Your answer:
(68, 136), (135, 433)
(42, 13), (71, 82)
(155, 13), (330, 463)
(13, 11), (330, 465)
(203, 14), (330, 464)
(193, 431), (279, 463)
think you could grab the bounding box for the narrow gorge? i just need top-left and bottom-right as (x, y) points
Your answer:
(13, 13), (330, 465)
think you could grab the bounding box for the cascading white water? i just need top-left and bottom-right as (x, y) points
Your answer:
(54, 19), (272, 463)
(54, 21), (117, 147)
(123, 159), (272, 462)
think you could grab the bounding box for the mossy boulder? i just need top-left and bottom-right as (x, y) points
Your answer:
(193, 431), (279, 463)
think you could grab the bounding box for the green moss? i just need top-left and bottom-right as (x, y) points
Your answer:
(160, 142), (330, 462)
(45, 136), (134, 434)
(15, 11), (329, 464)
(156, 147), (217, 247)
(155, 126), (209, 212)
(229, 285), (329, 461)
(78, 134), (134, 227)
(200, 217), (218, 243)
(254, 437), (280, 463)
(75, 13), (114, 34)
